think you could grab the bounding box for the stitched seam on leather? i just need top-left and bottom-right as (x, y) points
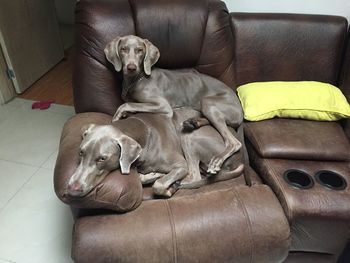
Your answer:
(219, 58), (234, 82)
(264, 160), (293, 221)
(245, 125), (264, 155)
(128, 0), (138, 35)
(229, 16), (238, 85)
(335, 20), (348, 86)
(232, 188), (254, 263)
(218, 4), (236, 82)
(164, 200), (178, 263)
(195, 0), (210, 68)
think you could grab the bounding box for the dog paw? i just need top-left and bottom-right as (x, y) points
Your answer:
(112, 114), (121, 122)
(153, 181), (172, 197)
(207, 156), (223, 175)
(180, 176), (194, 184)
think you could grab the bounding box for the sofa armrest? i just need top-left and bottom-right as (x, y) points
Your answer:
(54, 112), (143, 212)
(245, 119), (350, 161)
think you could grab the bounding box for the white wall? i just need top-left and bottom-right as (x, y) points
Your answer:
(225, 0), (350, 22)
(54, 0), (350, 25)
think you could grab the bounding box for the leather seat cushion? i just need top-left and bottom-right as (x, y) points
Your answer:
(72, 184), (290, 263)
(245, 118), (350, 161)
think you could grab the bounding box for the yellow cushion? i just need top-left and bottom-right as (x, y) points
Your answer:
(237, 81), (350, 121)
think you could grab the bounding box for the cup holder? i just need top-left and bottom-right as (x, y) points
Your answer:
(283, 169), (314, 189)
(315, 170), (347, 190)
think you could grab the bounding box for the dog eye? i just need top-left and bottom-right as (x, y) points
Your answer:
(97, 156), (107, 162)
(120, 47), (127, 53)
(79, 150), (84, 157)
(136, 48), (143, 54)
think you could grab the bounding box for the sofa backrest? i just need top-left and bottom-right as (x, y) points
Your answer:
(340, 33), (350, 101)
(339, 33), (350, 139)
(230, 13), (348, 87)
(73, 0), (235, 114)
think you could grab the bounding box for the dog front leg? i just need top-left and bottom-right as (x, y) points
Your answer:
(152, 166), (188, 197)
(113, 101), (173, 122)
(139, 172), (165, 184)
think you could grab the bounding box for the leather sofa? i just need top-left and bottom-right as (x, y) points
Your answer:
(54, 0), (350, 262)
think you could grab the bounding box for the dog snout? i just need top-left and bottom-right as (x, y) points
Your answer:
(67, 181), (84, 196)
(126, 63), (137, 72)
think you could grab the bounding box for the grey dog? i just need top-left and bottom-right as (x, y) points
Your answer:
(104, 35), (244, 174)
(67, 108), (244, 198)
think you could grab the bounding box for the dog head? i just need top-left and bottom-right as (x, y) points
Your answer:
(104, 35), (160, 76)
(67, 124), (142, 197)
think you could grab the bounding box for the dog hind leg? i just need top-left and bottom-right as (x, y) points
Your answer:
(201, 96), (243, 174)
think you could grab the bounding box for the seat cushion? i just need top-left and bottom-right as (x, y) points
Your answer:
(245, 119), (350, 161)
(72, 184), (290, 263)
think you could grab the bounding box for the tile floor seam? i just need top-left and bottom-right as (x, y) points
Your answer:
(0, 158), (40, 170)
(39, 149), (58, 169)
(0, 166), (41, 214)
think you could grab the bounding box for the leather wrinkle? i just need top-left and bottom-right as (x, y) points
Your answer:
(128, 0), (138, 35)
(232, 187), (254, 263)
(76, 37), (111, 71)
(164, 200), (178, 263)
(245, 126), (264, 155)
(195, 0), (210, 69)
(335, 26), (349, 86)
(259, 157), (293, 222)
(216, 17), (235, 82)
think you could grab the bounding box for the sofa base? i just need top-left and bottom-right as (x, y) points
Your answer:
(283, 252), (336, 263)
(72, 184), (290, 263)
(247, 143), (350, 259)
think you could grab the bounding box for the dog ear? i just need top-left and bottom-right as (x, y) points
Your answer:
(143, 39), (160, 76)
(81, 124), (96, 139)
(104, 37), (122, 72)
(114, 135), (142, 174)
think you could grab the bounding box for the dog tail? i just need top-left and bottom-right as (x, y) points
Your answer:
(216, 163), (244, 181)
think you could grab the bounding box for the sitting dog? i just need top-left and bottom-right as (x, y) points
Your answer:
(104, 35), (244, 174)
(67, 108), (244, 198)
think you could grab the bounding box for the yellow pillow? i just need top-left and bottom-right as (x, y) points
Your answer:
(237, 81), (350, 121)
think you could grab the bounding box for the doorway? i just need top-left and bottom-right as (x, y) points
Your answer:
(0, 0), (64, 96)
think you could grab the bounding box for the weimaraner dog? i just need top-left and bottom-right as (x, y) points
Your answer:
(104, 35), (244, 174)
(67, 108), (244, 198)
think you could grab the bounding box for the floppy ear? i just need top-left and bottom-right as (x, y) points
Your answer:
(104, 37), (122, 72)
(114, 135), (142, 174)
(81, 124), (96, 139)
(143, 39), (160, 76)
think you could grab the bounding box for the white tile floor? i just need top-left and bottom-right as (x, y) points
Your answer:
(0, 98), (75, 263)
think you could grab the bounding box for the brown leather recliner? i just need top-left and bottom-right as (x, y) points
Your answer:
(54, 0), (350, 262)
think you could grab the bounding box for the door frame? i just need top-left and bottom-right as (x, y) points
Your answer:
(0, 28), (20, 95)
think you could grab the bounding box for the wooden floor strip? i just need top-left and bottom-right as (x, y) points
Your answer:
(19, 49), (74, 106)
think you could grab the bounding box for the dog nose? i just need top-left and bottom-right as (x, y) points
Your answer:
(67, 182), (84, 196)
(127, 63), (137, 71)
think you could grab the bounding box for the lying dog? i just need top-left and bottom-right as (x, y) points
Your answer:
(67, 108), (244, 197)
(104, 35), (244, 174)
